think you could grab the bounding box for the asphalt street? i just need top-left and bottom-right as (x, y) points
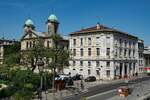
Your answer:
(62, 76), (150, 100)
(87, 78), (150, 100)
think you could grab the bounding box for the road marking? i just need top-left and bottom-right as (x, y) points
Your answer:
(87, 89), (116, 99)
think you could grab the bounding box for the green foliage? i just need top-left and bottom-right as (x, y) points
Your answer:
(0, 65), (53, 99)
(23, 38), (50, 71)
(12, 90), (33, 100)
(11, 69), (40, 91)
(49, 34), (63, 45)
(3, 42), (21, 66)
(47, 34), (70, 71)
(4, 42), (20, 55)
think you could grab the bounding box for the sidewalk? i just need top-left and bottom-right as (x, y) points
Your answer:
(33, 74), (148, 100)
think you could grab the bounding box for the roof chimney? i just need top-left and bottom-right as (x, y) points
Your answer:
(96, 22), (100, 30)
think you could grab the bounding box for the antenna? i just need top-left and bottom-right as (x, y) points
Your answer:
(96, 16), (101, 24)
(52, 7), (54, 14)
(2, 33), (4, 40)
(28, 13), (31, 19)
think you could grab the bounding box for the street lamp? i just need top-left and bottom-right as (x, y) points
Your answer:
(37, 57), (44, 100)
(98, 68), (101, 80)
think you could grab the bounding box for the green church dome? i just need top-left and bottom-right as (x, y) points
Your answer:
(25, 19), (34, 25)
(48, 14), (58, 22)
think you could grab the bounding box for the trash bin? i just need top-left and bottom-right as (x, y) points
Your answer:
(118, 86), (129, 97)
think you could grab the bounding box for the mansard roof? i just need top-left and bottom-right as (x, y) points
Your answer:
(70, 24), (138, 39)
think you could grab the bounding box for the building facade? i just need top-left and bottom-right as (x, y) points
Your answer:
(0, 39), (18, 64)
(138, 39), (144, 73)
(21, 14), (68, 71)
(66, 23), (139, 80)
(144, 46), (150, 67)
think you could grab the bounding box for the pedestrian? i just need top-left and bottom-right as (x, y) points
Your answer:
(135, 72), (138, 76)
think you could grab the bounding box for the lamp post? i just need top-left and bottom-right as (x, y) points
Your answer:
(98, 68), (101, 80)
(80, 75), (84, 90)
(37, 57), (44, 100)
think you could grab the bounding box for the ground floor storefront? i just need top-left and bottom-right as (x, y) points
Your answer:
(64, 60), (141, 80)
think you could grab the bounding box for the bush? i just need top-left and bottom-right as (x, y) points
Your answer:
(0, 86), (13, 98)
(12, 90), (33, 100)
(0, 68), (53, 99)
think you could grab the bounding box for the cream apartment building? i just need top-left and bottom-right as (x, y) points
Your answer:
(138, 39), (144, 73)
(67, 23), (139, 80)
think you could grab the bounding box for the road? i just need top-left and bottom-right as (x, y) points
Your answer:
(87, 78), (150, 100)
(62, 76), (150, 100)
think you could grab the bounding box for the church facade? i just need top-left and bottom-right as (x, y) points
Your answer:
(20, 14), (68, 71)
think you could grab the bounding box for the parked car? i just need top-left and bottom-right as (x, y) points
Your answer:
(63, 77), (74, 86)
(55, 74), (74, 86)
(85, 76), (96, 82)
(72, 74), (82, 80)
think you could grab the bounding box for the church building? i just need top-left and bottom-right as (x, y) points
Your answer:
(20, 14), (68, 71)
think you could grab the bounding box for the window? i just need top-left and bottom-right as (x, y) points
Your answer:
(96, 37), (100, 45)
(73, 39), (76, 46)
(115, 48), (117, 57)
(119, 48), (122, 56)
(96, 61), (100, 67)
(80, 61), (83, 66)
(124, 49), (127, 57)
(29, 33), (32, 38)
(88, 69), (91, 75)
(106, 70), (110, 77)
(106, 62), (110, 67)
(29, 41), (32, 48)
(33, 41), (35, 48)
(96, 48), (100, 56)
(88, 48), (91, 56)
(106, 48), (110, 56)
(125, 40), (127, 47)
(26, 41), (28, 48)
(80, 38), (83, 46)
(133, 50), (135, 57)
(73, 49), (76, 56)
(128, 49), (131, 57)
(106, 36), (110, 39)
(129, 41), (131, 48)
(88, 61), (91, 67)
(47, 41), (49, 48)
(96, 70), (100, 75)
(88, 37), (91, 45)
(80, 48), (83, 56)
(119, 39), (122, 47)
(133, 42), (135, 49)
(73, 61), (76, 66)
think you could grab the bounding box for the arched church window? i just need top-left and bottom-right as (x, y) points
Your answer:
(29, 41), (32, 48)
(47, 41), (49, 48)
(26, 41), (28, 48)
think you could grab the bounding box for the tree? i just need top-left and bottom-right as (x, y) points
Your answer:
(0, 66), (41, 99)
(47, 34), (70, 91)
(22, 38), (49, 71)
(3, 42), (21, 66)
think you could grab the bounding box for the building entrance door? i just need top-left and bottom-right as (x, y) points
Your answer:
(119, 63), (123, 78)
(124, 63), (127, 77)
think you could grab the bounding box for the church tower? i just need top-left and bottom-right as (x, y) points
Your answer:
(24, 19), (35, 33)
(46, 14), (59, 35)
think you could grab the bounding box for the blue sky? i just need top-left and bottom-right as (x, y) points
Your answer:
(0, 0), (150, 45)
